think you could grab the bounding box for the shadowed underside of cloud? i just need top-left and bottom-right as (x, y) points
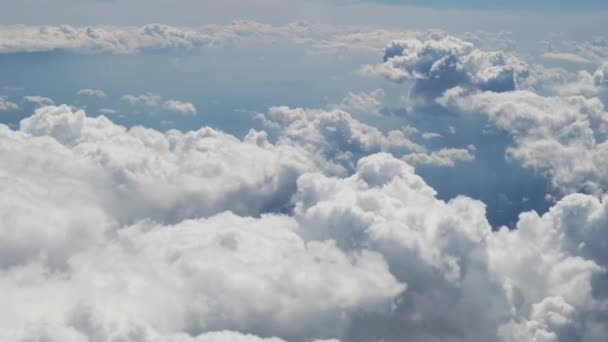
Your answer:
(1, 105), (607, 342)
(363, 35), (530, 111)
(366, 33), (608, 199)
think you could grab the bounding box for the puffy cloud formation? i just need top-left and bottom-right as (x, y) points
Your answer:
(439, 88), (608, 195)
(122, 93), (197, 115)
(2, 105), (607, 341)
(551, 63), (608, 98)
(0, 96), (18, 111)
(11, 105), (319, 227)
(258, 106), (473, 171)
(293, 154), (608, 342)
(77, 88), (106, 98)
(364, 35), (529, 110)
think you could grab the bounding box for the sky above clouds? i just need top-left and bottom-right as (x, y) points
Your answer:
(1, 1), (608, 342)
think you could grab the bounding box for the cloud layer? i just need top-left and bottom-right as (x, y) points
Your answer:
(1, 104), (607, 341)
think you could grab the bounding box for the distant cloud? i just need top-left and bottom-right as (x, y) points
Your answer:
(23, 95), (54, 107)
(77, 88), (106, 98)
(542, 52), (591, 64)
(99, 108), (117, 115)
(334, 88), (385, 116)
(162, 99), (197, 115)
(122, 92), (197, 115)
(121, 93), (162, 107)
(0, 96), (18, 111)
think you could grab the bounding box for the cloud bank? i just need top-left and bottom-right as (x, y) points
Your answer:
(1, 104), (607, 342)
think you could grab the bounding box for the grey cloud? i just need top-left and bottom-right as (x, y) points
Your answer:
(439, 88), (608, 195)
(77, 88), (106, 98)
(364, 35), (529, 111)
(0, 96), (18, 111)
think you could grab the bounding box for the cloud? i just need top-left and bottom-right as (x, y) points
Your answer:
(334, 89), (385, 116)
(363, 35), (530, 111)
(542, 36), (608, 64)
(439, 88), (608, 195)
(99, 108), (117, 115)
(121, 93), (163, 106)
(0, 22), (509, 58)
(122, 93), (197, 115)
(402, 147), (474, 167)
(0, 24), (214, 54)
(546, 63), (608, 98)
(1, 105), (608, 341)
(23, 95), (54, 107)
(258, 106), (472, 173)
(542, 52), (591, 64)
(0, 96), (18, 111)
(163, 99), (197, 115)
(293, 153), (608, 342)
(77, 88), (106, 98)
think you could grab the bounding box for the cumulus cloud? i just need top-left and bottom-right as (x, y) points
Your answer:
(77, 88), (106, 98)
(1, 105), (608, 341)
(0, 96), (18, 111)
(439, 88), (608, 195)
(549, 63), (608, 99)
(122, 93), (197, 115)
(293, 153), (608, 342)
(363, 35), (529, 111)
(258, 106), (472, 172)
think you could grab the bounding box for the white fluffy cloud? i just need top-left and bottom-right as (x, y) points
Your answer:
(1, 105), (608, 341)
(439, 88), (608, 195)
(292, 153), (608, 341)
(258, 106), (473, 172)
(122, 93), (197, 115)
